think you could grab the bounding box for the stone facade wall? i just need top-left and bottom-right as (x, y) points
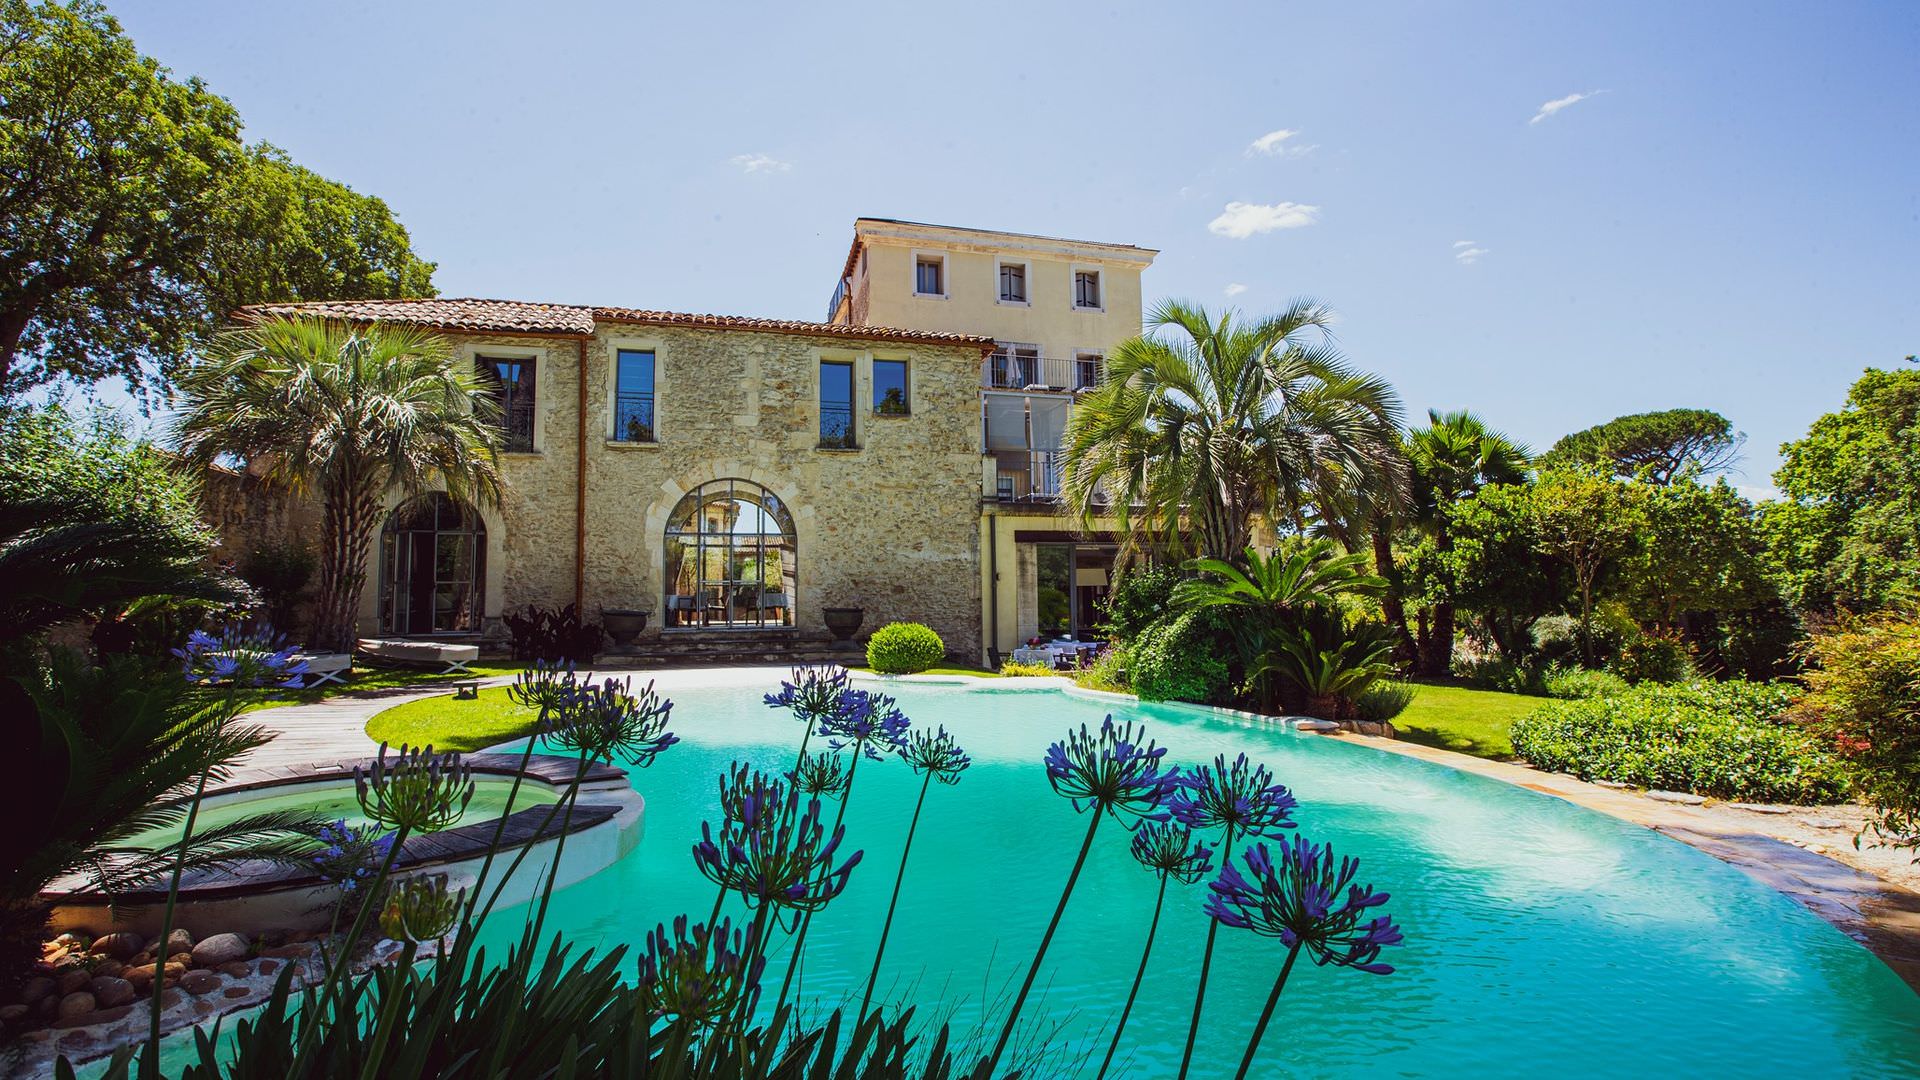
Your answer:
(357, 324), (987, 659)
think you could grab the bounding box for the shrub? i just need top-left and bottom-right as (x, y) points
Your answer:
(1542, 665), (1631, 700)
(1130, 611), (1230, 704)
(1609, 628), (1695, 684)
(866, 621), (945, 674)
(1510, 681), (1845, 804)
(1100, 564), (1187, 641)
(503, 603), (604, 663)
(1454, 653), (1546, 695)
(1073, 643), (1130, 694)
(1794, 613), (1920, 852)
(1000, 659), (1056, 677)
(1354, 680), (1416, 723)
(239, 539), (317, 631)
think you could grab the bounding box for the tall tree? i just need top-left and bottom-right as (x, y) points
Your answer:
(1767, 366), (1920, 613)
(0, 1), (435, 397)
(1541, 408), (1743, 485)
(1529, 470), (1646, 664)
(172, 318), (504, 651)
(1062, 299), (1405, 561)
(1402, 410), (1531, 675)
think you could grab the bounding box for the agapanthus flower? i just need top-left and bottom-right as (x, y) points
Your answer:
(309, 820), (396, 894)
(818, 688), (911, 761)
(506, 659), (580, 720)
(1129, 822), (1215, 885)
(174, 625), (309, 688)
(355, 744), (476, 834)
(1171, 753), (1298, 840)
(379, 874), (463, 943)
(638, 915), (766, 1029)
(763, 664), (853, 725)
(692, 792), (862, 928)
(900, 725), (971, 785)
(1041, 715), (1179, 824)
(543, 676), (678, 767)
(789, 750), (852, 800)
(1205, 836), (1403, 974)
(718, 762), (787, 829)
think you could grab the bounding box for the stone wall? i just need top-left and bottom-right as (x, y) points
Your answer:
(355, 323), (987, 659)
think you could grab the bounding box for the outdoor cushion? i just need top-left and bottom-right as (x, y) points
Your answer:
(357, 639), (480, 665)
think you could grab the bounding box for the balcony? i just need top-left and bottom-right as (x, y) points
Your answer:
(991, 449), (1064, 502)
(613, 390), (655, 443)
(982, 353), (1102, 393)
(819, 402), (857, 449)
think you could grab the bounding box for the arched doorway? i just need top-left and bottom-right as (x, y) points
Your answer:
(663, 479), (796, 629)
(379, 493), (486, 635)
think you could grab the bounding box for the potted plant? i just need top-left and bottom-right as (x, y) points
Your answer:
(601, 607), (651, 648)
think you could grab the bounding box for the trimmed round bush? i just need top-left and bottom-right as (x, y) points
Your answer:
(1510, 681), (1846, 804)
(866, 622), (945, 674)
(1130, 611), (1230, 705)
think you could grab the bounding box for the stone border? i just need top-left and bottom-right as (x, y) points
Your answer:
(857, 670), (1920, 994)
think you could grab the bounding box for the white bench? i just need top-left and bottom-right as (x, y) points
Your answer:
(357, 638), (481, 675)
(293, 652), (353, 689)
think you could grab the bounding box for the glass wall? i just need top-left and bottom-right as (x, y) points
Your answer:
(379, 493), (486, 635)
(663, 479), (797, 629)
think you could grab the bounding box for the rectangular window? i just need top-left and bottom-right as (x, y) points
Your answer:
(1073, 352), (1103, 391)
(999, 262), (1027, 303)
(1074, 270), (1102, 310)
(915, 256), (944, 296)
(819, 359), (856, 448)
(873, 359), (909, 415)
(613, 349), (656, 442)
(478, 355), (535, 451)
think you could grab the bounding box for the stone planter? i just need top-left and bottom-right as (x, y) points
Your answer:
(823, 607), (865, 644)
(602, 609), (651, 649)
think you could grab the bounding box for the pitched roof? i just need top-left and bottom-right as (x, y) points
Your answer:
(239, 298), (995, 349)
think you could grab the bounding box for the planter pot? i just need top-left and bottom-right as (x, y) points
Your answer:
(823, 607), (865, 642)
(602, 608), (651, 648)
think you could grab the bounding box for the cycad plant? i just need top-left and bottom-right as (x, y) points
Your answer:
(173, 317), (505, 651)
(1061, 299), (1405, 562)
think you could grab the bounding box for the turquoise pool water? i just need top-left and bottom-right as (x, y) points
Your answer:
(483, 679), (1920, 1077)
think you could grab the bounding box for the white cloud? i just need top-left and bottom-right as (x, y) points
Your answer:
(1224, 283), (1248, 298)
(1453, 240), (1477, 248)
(1453, 243), (1489, 265)
(728, 153), (791, 174)
(1207, 200), (1319, 239)
(1529, 90), (1604, 125)
(1246, 128), (1318, 158)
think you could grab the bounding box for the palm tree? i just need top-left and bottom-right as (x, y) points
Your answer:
(1403, 409), (1531, 675)
(174, 318), (505, 651)
(1062, 300), (1405, 562)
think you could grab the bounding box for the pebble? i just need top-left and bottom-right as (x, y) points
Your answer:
(55, 969), (91, 995)
(257, 959), (280, 975)
(217, 961), (251, 978)
(90, 932), (144, 960)
(20, 976), (54, 1005)
(0, 1004), (26, 1022)
(222, 986), (252, 1000)
(1647, 790), (1707, 805)
(88, 976), (134, 1009)
(178, 970), (220, 996)
(191, 933), (250, 968)
(1592, 779), (1632, 790)
(1729, 802), (1793, 815)
(52, 932), (90, 952)
(1800, 817), (1849, 830)
(56, 992), (95, 1020)
(163, 929), (194, 954)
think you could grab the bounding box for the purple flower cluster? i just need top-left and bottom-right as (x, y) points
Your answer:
(543, 675), (678, 768)
(692, 792), (862, 927)
(1205, 836), (1403, 975)
(817, 688), (911, 761)
(717, 762), (786, 827)
(1129, 822), (1216, 885)
(900, 725), (971, 785)
(789, 750), (852, 800)
(639, 914), (767, 1029)
(354, 743), (475, 834)
(174, 625), (308, 688)
(1172, 753), (1298, 840)
(1042, 715), (1180, 824)
(763, 664), (853, 726)
(506, 659), (580, 719)
(309, 819), (396, 894)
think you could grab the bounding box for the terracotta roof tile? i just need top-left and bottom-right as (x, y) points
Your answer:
(238, 298), (994, 350)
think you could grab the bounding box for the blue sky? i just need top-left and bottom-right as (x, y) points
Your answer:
(109, 0), (1920, 494)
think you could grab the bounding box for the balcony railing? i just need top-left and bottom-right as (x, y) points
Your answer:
(992, 449), (1065, 502)
(500, 400), (535, 452)
(819, 402), (857, 449)
(983, 353), (1102, 393)
(613, 390), (655, 443)
(825, 279), (848, 323)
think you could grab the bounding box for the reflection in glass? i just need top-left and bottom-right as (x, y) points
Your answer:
(380, 493), (485, 635)
(664, 479), (797, 629)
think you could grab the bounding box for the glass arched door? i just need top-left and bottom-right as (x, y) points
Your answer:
(379, 494), (486, 635)
(663, 479), (796, 629)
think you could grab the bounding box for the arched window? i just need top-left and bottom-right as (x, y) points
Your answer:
(379, 494), (486, 635)
(663, 479), (796, 629)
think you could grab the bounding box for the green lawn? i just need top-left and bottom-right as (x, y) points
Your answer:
(849, 664), (1003, 678)
(241, 663), (524, 711)
(1391, 683), (1544, 759)
(364, 686), (539, 753)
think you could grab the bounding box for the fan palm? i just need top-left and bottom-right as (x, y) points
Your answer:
(1404, 409), (1531, 674)
(1062, 299), (1405, 562)
(173, 318), (505, 651)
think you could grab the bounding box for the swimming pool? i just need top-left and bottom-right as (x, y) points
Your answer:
(119, 777), (560, 850)
(475, 674), (1920, 1076)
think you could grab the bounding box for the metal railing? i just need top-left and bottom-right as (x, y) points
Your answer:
(982, 353), (1102, 392)
(613, 390), (655, 443)
(500, 400), (535, 452)
(819, 403), (857, 449)
(825, 279), (847, 323)
(992, 450), (1065, 501)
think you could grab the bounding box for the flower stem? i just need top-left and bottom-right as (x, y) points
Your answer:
(1176, 823), (1237, 1080)
(773, 752), (860, 1012)
(858, 769), (933, 1024)
(142, 767), (211, 1077)
(987, 810), (1102, 1074)
(1096, 873), (1169, 1080)
(1234, 941), (1303, 1080)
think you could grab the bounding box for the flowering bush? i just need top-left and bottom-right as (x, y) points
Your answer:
(1794, 613), (1920, 853)
(310, 820), (396, 897)
(865, 621), (945, 673)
